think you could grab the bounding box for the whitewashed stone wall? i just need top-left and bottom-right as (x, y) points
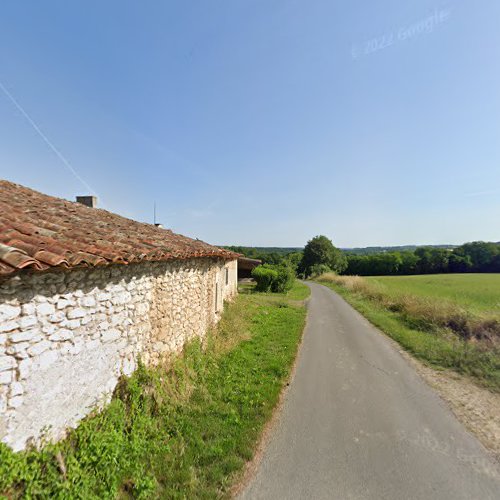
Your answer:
(0, 257), (237, 451)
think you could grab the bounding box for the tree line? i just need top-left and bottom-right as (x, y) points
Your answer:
(344, 241), (500, 275)
(229, 238), (500, 278)
(223, 246), (302, 266)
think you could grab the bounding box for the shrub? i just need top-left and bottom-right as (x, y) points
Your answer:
(251, 265), (295, 293)
(252, 266), (278, 292)
(271, 266), (295, 293)
(309, 264), (331, 278)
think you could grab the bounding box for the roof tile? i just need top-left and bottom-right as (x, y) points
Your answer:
(0, 180), (238, 277)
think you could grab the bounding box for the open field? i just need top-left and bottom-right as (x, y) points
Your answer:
(317, 274), (500, 390)
(366, 274), (500, 317)
(0, 282), (309, 499)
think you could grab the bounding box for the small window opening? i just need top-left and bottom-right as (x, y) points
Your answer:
(225, 268), (229, 285)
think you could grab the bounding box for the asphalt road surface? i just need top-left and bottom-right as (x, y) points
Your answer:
(240, 282), (500, 500)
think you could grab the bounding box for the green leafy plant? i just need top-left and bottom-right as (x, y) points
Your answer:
(251, 265), (278, 292)
(309, 263), (332, 278)
(271, 266), (295, 293)
(252, 265), (295, 293)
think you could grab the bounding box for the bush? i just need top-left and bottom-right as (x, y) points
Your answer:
(252, 266), (278, 292)
(309, 264), (331, 278)
(271, 266), (295, 293)
(252, 265), (295, 293)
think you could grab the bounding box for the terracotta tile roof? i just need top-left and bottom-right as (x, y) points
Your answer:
(0, 180), (238, 277)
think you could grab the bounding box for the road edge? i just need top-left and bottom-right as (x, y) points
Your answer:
(230, 290), (312, 498)
(314, 281), (500, 464)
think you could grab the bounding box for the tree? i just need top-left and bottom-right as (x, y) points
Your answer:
(344, 252), (403, 276)
(491, 254), (500, 272)
(309, 263), (332, 277)
(299, 235), (347, 277)
(415, 247), (450, 274)
(428, 248), (451, 273)
(454, 242), (499, 272)
(448, 253), (472, 273)
(345, 255), (369, 275)
(283, 252), (303, 274)
(398, 251), (419, 275)
(415, 247), (433, 274)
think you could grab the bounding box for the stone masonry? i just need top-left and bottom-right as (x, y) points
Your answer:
(0, 257), (237, 451)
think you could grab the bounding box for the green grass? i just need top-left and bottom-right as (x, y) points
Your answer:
(317, 275), (500, 391)
(0, 281), (309, 499)
(366, 274), (500, 317)
(286, 281), (311, 301)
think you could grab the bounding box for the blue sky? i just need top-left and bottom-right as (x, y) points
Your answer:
(0, 0), (499, 247)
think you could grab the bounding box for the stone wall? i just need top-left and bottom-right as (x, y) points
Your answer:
(0, 257), (237, 451)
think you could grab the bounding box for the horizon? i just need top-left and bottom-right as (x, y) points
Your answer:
(3, 176), (497, 250)
(222, 241), (497, 251)
(1, 1), (499, 248)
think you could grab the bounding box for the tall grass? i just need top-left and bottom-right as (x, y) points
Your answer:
(368, 274), (500, 315)
(320, 274), (500, 342)
(318, 274), (500, 390)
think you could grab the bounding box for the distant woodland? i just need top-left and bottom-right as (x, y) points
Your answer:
(224, 241), (500, 276)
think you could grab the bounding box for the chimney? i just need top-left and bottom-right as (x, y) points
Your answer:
(76, 196), (97, 208)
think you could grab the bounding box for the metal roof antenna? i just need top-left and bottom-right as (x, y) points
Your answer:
(153, 201), (163, 228)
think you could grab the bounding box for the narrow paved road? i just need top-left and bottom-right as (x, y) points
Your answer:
(240, 283), (500, 499)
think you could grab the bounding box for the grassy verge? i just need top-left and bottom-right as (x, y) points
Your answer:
(0, 281), (309, 499)
(317, 275), (500, 391)
(366, 274), (500, 316)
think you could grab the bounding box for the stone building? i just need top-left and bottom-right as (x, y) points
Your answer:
(0, 180), (238, 451)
